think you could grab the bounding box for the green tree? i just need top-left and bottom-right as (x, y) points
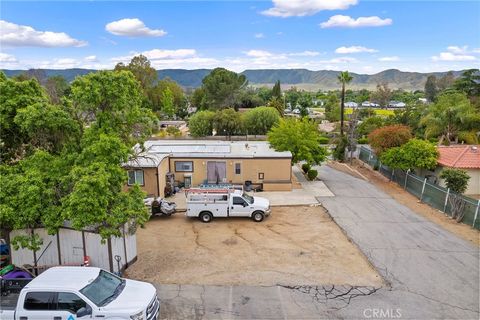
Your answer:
(201, 68), (247, 110)
(0, 74), (49, 162)
(243, 107), (280, 135)
(380, 139), (438, 170)
(338, 71), (353, 136)
(268, 117), (328, 165)
(212, 108), (244, 137)
(420, 92), (480, 145)
(44, 75), (69, 104)
(424, 75), (438, 102)
(70, 70), (157, 144)
(114, 55), (157, 90)
(148, 78), (185, 114)
(440, 168), (471, 222)
(371, 82), (392, 108)
(298, 95), (312, 117)
(267, 97), (284, 117)
(357, 116), (385, 137)
(437, 71), (455, 91)
(160, 87), (175, 118)
(453, 69), (480, 109)
(188, 110), (215, 137)
(271, 80), (282, 100)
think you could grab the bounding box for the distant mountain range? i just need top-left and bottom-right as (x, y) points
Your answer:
(2, 68), (466, 91)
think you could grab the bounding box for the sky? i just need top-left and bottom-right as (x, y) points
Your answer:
(1, 0), (479, 74)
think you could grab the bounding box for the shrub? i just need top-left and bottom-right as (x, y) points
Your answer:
(301, 163), (311, 173)
(332, 136), (348, 162)
(380, 139), (438, 170)
(166, 126), (181, 137)
(458, 131), (479, 145)
(318, 136), (329, 144)
(440, 168), (470, 194)
(358, 137), (369, 144)
(368, 125), (412, 156)
(307, 169), (318, 181)
(188, 110), (215, 137)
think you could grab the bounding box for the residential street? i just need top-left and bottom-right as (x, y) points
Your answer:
(155, 166), (479, 319)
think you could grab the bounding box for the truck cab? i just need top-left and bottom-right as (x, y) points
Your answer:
(186, 189), (271, 223)
(0, 266), (159, 320)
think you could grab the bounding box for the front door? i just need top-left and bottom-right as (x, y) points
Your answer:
(230, 196), (252, 217)
(207, 161), (226, 184)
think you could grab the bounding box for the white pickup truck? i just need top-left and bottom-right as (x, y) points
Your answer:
(186, 188), (271, 222)
(0, 266), (159, 320)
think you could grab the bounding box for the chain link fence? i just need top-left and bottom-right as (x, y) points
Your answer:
(359, 146), (480, 230)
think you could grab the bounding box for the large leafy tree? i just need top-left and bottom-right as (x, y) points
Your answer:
(243, 107), (280, 135)
(271, 80), (282, 100)
(212, 108), (244, 137)
(424, 75), (438, 102)
(0, 70), (152, 251)
(368, 125), (412, 156)
(380, 139), (438, 171)
(338, 71), (353, 136)
(420, 92), (480, 145)
(200, 68), (247, 110)
(70, 70), (157, 144)
(0, 73), (50, 162)
(371, 82), (392, 108)
(188, 110), (215, 137)
(268, 117), (328, 165)
(114, 55), (157, 90)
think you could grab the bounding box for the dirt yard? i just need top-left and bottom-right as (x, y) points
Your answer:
(126, 206), (383, 287)
(328, 160), (480, 246)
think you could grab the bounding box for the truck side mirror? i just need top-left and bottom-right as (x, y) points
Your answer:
(77, 306), (92, 317)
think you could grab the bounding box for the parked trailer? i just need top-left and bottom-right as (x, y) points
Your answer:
(185, 188), (271, 223)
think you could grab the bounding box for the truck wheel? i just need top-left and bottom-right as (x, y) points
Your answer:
(252, 211), (265, 222)
(200, 211), (213, 223)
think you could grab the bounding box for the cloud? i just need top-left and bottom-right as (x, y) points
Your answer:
(0, 52), (17, 63)
(335, 46), (378, 54)
(320, 15), (392, 28)
(432, 52), (476, 62)
(0, 20), (87, 47)
(323, 57), (358, 63)
(431, 46), (479, 61)
(254, 33), (265, 39)
(105, 18), (167, 37)
(84, 55), (98, 62)
(244, 50), (274, 58)
(289, 51), (320, 57)
(378, 56), (399, 62)
(262, 0), (357, 17)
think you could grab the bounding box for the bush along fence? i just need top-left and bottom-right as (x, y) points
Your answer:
(358, 146), (480, 230)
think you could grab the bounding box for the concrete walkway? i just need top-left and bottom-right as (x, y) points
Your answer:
(154, 166), (479, 319)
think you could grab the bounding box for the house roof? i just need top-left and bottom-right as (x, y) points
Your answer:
(126, 140), (292, 168)
(437, 145), (480, 169)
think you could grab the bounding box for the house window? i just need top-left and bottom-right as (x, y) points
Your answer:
(175, 161), (193, 172)
(235, 163), (241, 175)
(127, 170), (144, 186)
(258, 172), (264, 180)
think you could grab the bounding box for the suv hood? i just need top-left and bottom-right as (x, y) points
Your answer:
(101, 279), (156, 313)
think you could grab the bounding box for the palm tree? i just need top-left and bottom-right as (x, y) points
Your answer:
(337, 71), (353, 136)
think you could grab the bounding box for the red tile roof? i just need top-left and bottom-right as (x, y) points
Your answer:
(437, 145), (480, 169)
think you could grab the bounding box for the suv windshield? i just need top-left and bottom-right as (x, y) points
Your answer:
(80, 270), (125, 307)
(242, 193), (254, 204)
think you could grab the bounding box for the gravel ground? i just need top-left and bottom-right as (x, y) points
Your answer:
(125, 206), (383, 287)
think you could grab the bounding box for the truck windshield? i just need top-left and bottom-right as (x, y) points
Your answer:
(242, 193), (254, 204)
(80, 270), (125, 307)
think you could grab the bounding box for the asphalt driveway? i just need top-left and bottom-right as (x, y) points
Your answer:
(151, 165), (479, 319)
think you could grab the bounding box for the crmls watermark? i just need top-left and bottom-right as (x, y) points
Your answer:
(363, 308), (402, 319)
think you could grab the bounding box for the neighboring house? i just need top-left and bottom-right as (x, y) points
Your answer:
(434, 145), (480, 196)
(361, 101), (379, 108)
(345, 101), (358, 108)
(123, 140), (293, 197)
(388, 101), (406, 108)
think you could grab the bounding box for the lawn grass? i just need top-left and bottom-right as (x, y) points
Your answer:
(344, 108), (395, 116)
